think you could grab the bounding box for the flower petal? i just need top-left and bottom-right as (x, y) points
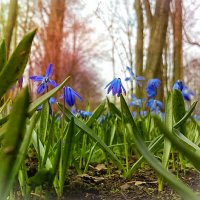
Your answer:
(46, 63), (53, 77)
(37, 83), (47, 94)
(30, 76), (44, 82)
(49, 80), (58, 87)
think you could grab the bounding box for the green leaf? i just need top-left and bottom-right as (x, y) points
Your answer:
(32, 130), (53, 170)
(107, 97), (121, 118)
(28, 76), (70, 114)
(39, 101), (49, 142)
(125, 135), (164, 178)
(162, 93), (173, 168)
(59, 118), (75, 196)
(28, 169), (52, 187)
(120, 94), (200, 200)
(172, 89), (187, 135)
(58, 104), (124, 171)
(0, 87), (29, 198)
(0, 40), (6, 72)
(173, 101), (198, 129)
(173, 89), (186, 122)
(155, 117), (200, 171)
(0, 29), (37, 98)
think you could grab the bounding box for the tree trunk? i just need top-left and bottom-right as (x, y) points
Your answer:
(42, 0), (65, 82)
(172, 0), (183, 84)
(145, 0), (170, 81)
(134, 0), (144, 97)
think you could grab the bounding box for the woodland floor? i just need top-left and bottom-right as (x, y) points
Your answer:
(14, 161), (200, 200)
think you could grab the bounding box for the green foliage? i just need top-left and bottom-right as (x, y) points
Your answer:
(0, 40), (6, 72)
(0, 29), (37, 98)
(0, 87), (30, 199)
(120, 94), (200, 200)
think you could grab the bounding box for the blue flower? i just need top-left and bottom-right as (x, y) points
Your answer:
(173, 80), (184, 91)
(37, 97), (56, 115)
(105, 78), (126, 97)
(146, 78), (161, 98)
(60, 86), (83, 107)
(129, 95), (146, 108)
(79, 110), (92, 119)
(173, 80), (195, 101)
(30, 63), (58, 94)
(125, 66), (145, 87)
(146, 99), (163, 112)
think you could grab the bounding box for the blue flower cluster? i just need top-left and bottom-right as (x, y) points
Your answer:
(29, 64), (195, 120)
(30, 64), (85, 115)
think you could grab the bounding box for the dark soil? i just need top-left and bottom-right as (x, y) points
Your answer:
(32, 164), (200, 200)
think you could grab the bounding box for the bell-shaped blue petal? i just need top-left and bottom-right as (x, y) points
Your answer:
(63, 87), (83, 107)
(146, 78), (161, 98)
(105, 78), (126, 97)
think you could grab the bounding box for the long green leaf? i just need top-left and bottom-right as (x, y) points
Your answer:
(120, 95), (200, 200)
(0, 40), (6, 72)
(162, 93), (173, 168)
(155, 117), (200, 171)
(0, 87), (29, 199)
(39, 101), (49, 142)
(59, 118), (75, 196)
(173, 101), (198, 129)
(0, 29), (37, 98)
(173, 89), (186, 135)
(58, 104), (124, 171)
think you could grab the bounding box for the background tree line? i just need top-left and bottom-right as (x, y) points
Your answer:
(0, 0), (200, 106)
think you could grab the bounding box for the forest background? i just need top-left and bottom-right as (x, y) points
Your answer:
(0, 0), (200, 110)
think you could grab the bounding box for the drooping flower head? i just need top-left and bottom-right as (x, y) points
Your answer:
(105, 78), (126, 97)
(173, 80), (195, 101)
(146, 78), (161, 98)
(125, 66), (145, 87)
(60, 86), (83, 107)
(129, 95), (146, 108)
(30, 63), (58, 94)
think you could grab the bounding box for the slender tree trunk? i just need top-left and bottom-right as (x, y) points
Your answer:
(143, 0), (153, 27)
(134, 0), (144, 97)
(172, 0), (183, 84)
(144, 0), (170, 100)
(4, 0), (18, 56)
(145, 0), (170, 81)
(42, 0), (65, 82)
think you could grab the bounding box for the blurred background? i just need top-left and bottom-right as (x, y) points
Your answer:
(0, 0), (200, 109)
